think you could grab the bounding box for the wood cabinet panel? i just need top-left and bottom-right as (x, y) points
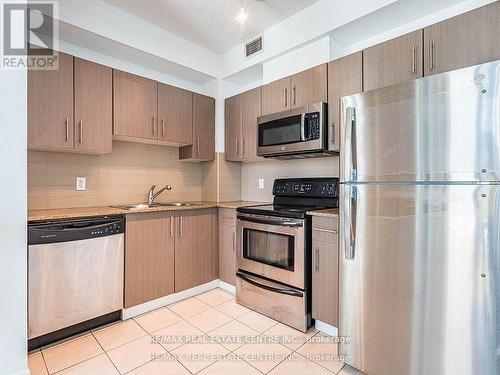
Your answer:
(74, 58), (112, 154)
(328, 52), (363, 152)
(113, 70), (158, 140)
(174, 209), (215, 292)
(157, 83), (193, 144)
(290, 64), (328, 108)
(224, 94), (242, 161)
(363, 29), (423, 91)
(28, 52), (74, 150)
(124, 212), (175, 308)
(193, 93), (215, 160)
(261, 76), (290, 115)
(312, 217), (339, 327)
(241, 87), (261, 161)
(424, 1), (500, 76)
(218, 208), (237, 286)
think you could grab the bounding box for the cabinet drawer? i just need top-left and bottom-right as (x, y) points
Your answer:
(219, 208), (236, 227)
(312, 217), (338, 243)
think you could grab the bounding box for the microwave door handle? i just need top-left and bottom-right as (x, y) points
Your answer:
(300, 113), (306, 141)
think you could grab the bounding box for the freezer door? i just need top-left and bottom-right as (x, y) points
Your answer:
(340, 60), (500, 183)
(339, 183), (500, 375)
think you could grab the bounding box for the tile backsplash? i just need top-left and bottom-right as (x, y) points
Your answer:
(28, 141), (203, 210)
(241, 155), (339, 202)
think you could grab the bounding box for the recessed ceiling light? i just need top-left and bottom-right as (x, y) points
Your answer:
(236, 7), (248, 25)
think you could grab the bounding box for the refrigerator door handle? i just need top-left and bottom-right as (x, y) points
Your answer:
(345, 107), (357, 181)
(345, 185), (357, 260)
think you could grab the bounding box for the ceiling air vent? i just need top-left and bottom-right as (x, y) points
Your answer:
(245, 36), (263, 58)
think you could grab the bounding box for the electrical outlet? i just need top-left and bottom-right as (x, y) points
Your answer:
(258, 178), (264, 190)
(76, 177), (86, 191)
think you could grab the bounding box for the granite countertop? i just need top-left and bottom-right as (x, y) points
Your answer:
(307, 208), (339, 218)
(28, 201), (270, 222)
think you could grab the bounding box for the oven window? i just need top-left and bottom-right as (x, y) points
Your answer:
(242, 228), (294, 271)
(259, 115), (302, 146)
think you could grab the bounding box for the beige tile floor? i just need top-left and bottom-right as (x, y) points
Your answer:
(28, 288), (363, 375)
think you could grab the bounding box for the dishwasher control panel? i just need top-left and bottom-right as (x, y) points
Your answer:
(29, 217), (125, 245)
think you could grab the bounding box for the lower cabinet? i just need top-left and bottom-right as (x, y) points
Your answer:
(124, 212), (175, 308)
(174, 209), (216, 292)
(311, 216), (339, 327)
(218, 208), (237, 286)
(124, 209), (216, 308)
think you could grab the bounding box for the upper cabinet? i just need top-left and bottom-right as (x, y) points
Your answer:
(363, 30), (423, 91)
(224, 87), (262, 162)
(261, 77), (290, 115)
(179, 93), (215, 161)
(113, 70), (158, 141)
(157, 83), (193, 145)
(328, 52), (363, 152)
(28, 52), (74, 151)
(28, 52), (113, 154)
(290, 64), (328, 108)
(261, 64), (328, 115)
(74, 58), (113, 154)
(423, 1), (500, 76)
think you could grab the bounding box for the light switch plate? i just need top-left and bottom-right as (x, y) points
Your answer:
(76, 177), (86, 191)
(258, 178), (264, 190)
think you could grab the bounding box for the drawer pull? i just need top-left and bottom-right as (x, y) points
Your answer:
(313, 228), (338, 234)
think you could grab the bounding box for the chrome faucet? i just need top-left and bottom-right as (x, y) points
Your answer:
(147, 184), (172, 205)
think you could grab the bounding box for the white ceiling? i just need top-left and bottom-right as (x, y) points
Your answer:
(101, 0), (321, 53)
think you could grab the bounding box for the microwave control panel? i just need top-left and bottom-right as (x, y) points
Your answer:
(305, 112), (320, 140)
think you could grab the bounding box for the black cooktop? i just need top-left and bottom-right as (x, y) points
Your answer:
(237, 178), (339, 219)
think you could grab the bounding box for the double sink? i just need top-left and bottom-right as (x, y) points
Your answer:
(112, 202), (194, 210)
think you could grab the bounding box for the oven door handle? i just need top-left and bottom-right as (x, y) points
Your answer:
(237, 216), (303, 227)
(236, 272), (303, 297)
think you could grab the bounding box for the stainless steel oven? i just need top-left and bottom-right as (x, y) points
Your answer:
(257, 102), (331, 158)
(236, 213), (305, 289)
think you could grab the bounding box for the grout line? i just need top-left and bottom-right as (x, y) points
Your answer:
(38, 349), (51, 375)
(90, 331), (122, 375)
(50, 352), (105, 375)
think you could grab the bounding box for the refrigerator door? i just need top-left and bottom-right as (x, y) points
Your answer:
(340, 60), (500, 183)
(339, 183), (500, 375)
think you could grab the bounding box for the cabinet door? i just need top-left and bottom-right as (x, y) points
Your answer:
(241, 87), (261, 161)
(124, 212), (175, 308)
(363, 30), (423, 91)
(261, 76), (290, 115)
(113, 70), (158, 140)
(157, 83), (193, 144)
(74, 58), (112, 153)
(219, 209), (237, 286)
(224, 95), (242, 161)
(28, 52), (74, 150)
(312, 217), (339, 326)
(328, 52), (363, 152)
(193, 93), (215, 160)
(290, 64), (328, 108)
(175, 209), (215, 292)
(424, 2), (500, 76)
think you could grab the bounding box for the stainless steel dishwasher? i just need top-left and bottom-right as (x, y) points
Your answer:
(28, 217), (124, 347)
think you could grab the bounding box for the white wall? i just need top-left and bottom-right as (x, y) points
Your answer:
(0, 68), (28, 374)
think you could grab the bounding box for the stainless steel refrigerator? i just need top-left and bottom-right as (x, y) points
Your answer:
(339, 60), (500, 375)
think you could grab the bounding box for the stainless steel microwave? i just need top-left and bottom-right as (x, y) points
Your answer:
(257, 102), (332, 159)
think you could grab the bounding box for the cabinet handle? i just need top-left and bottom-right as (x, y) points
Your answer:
(429, 40), (434, 71)
(315, 249), (320, 273)
(293, 86), (296, 106)
(161, 119), (165, 136)
(284, 87), (288, 107)
(152, 116), (156, 134)
(313, 228), (338, 234)
(412, 45), (416, 74)
(241, 137), (245, 157)
(331, 121), (335, 144)
(65, 117), (69, 142)
(197, 138), (200, 156)
(232, 232), (235, 251)
(179, 216), (183, 237)
(235, 138), (239, 156)
(79, 121), (83, 143)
